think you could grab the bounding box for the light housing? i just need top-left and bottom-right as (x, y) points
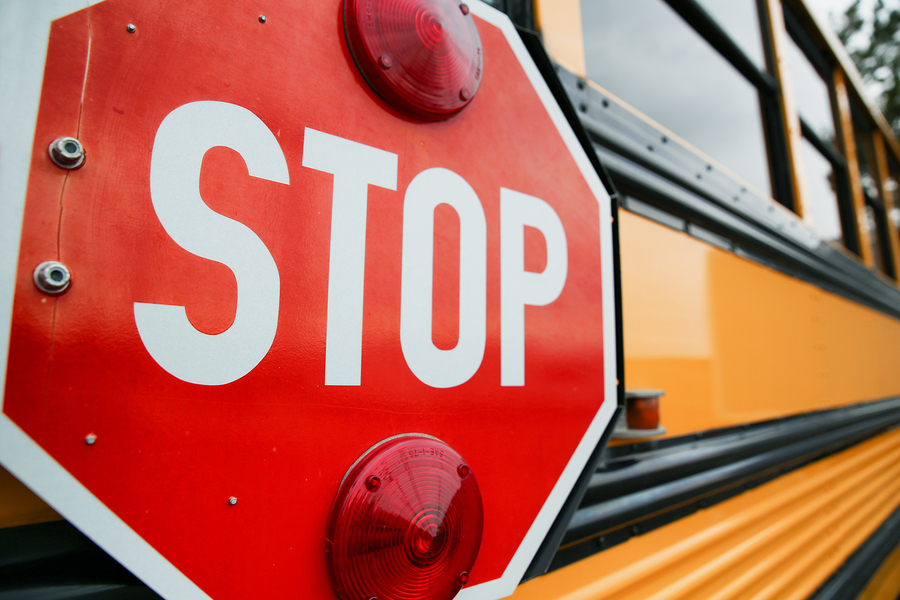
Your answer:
(326, 435), (483, 600)
(343, 0), (483, 121)
(612, 389), (667, 439)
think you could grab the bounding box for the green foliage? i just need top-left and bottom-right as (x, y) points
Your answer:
(836, 0), (900, 138)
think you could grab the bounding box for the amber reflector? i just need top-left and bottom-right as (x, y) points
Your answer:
(326, 435), (483, 600)
(343, 0), (483, 121)
(626, 396), (660, 430)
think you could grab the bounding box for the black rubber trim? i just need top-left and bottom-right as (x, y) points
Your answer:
(807, 500), (900, 600)
(514, 25), (626, 582)
(546, 396), (900, 573)
(513, 27), (619, 198)
(0, 520), (162, 599)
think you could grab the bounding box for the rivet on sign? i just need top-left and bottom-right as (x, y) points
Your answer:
(365, 475), (381, 492)
(459, 88), (471, 101)
(378, 55), (392, 69)
(228, 496), (238, 505)
(126, 23), (136, 33)
(48, 137), (85, 169)
(631, 525), (640, 535)
(84, 433), (97, 445)
(459, 572), (469, 585)
(33, 261), (71, 295)
(460, 3), (469, 14)
(457, 463), (470, 478)
(259, 15), (266, 23)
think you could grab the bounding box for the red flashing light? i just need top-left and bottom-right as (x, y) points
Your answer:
(326, 435), (483, 600)
(343, 0), (483, 121)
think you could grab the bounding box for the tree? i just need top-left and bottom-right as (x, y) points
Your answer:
(835, 0), (900, 139)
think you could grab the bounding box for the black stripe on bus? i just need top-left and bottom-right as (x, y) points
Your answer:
(531, 395), (900, 577)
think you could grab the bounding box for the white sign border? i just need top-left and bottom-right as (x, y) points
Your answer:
(0, 2), (618, 600)
(460, 3), (618, 599)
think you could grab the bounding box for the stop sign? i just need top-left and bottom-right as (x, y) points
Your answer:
(0, 0), (617, 598)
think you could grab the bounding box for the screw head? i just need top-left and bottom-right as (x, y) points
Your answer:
(258, 15), (266, 23)
(228, 496), (238, 505)
(459, 3), (469, 14)
(457, 463), (470, 478)
(459, 88), (471, 101)
(126, 23), (136, 33)
(48, 137), (85, 169)
(84, 433), (97, 445)
(33, 261), (71, 295)
(365, 475), (381, 492)
(459, 571), (469, 585)
(378, 55), (392, 69)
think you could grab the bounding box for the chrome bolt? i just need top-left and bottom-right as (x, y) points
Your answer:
(126, 23), (136, 33)
(33, 261), (71, 295)
(228, 496), (238, 505)
(48, 137), (85, 169)
(258, 15), (266, 23)
(85, 433), (97, 445)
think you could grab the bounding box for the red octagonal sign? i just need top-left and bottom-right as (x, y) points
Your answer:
(0, 0), (617, 599)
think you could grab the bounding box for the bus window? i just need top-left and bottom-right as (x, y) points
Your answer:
(784, 32), (834, 143)
(889, 153), (900, 238)
(783, 31), (846, 244)
(693, 0), (766, 69)
(799, 137), (843, 243)
(853, 109), (895, 276)
(580, 0), (773, 197)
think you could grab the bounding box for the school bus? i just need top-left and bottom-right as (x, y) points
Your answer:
(3, 0), (900, 598)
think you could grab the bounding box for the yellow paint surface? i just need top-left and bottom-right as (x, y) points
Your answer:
(510, 428), (900, 600)
(620, 210), (900, 437)
(534, 0), (586, 77)
(0, 464), (60, 529)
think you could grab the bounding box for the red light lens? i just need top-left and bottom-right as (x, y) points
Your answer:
(326, 436), (483, 600)
(344, 0), (483, 121)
